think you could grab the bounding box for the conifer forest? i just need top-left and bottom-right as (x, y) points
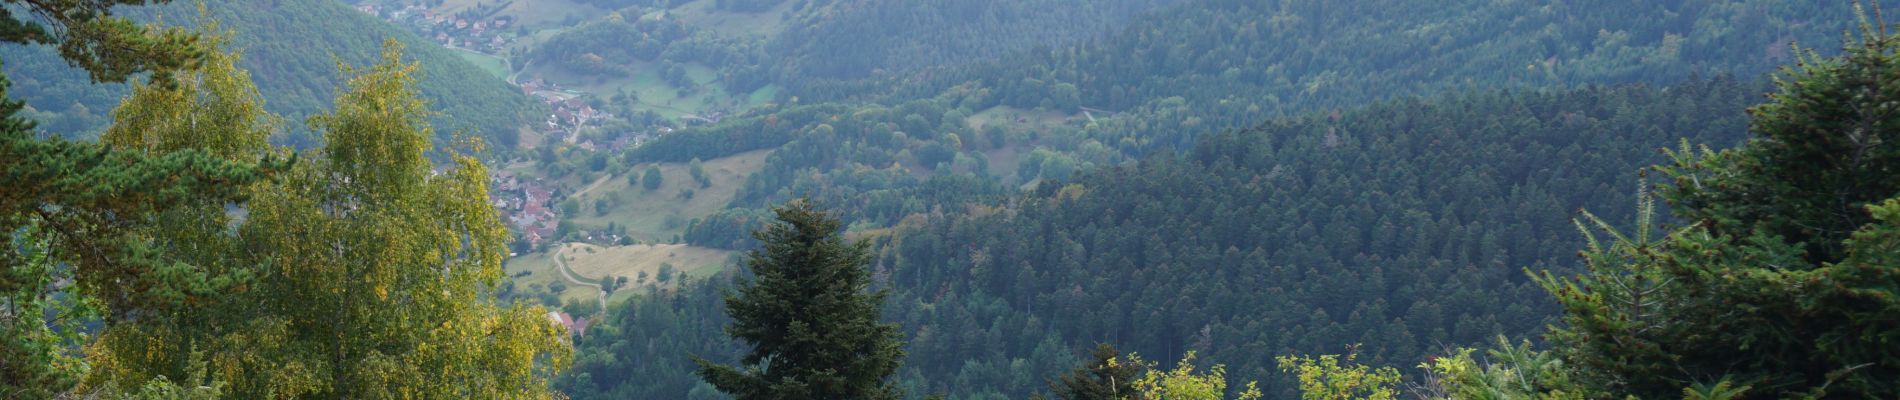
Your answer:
(5, 1), (1900, 399)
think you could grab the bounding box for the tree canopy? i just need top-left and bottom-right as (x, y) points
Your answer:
(694, 201), (906, 400)
(2, 1), (570, 397)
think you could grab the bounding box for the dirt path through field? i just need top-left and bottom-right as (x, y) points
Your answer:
(552, 252), (606, 310)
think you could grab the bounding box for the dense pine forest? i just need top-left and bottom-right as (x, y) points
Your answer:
(5, 0), (1900, 399)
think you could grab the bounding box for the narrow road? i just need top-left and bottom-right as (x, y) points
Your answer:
(552, 252), (607, 311)
(568, 174), (614, 199)
(507, 59), (528, 86)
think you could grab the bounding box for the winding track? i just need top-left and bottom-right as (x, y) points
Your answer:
(552, 251), (607, 310)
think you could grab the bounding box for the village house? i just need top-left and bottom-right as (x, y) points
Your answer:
(546, 312), (587, 337)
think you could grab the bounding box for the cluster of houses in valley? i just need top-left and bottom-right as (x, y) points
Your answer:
(519, 78), (615, 142)
(354, 3), (517, 54)
(354, 3), (699, 158)
(491, 171), (560, 246)
(518, 78), (679, 154)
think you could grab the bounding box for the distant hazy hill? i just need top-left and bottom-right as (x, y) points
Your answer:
(768, 0), (1181, 79)
(1, 0), (536, 148)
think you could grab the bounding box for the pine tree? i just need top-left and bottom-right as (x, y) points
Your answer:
(694, 200), (905, 400)
(79, 30), (291, 395)
(0, 0), (203, 85)
(0, 1), (276, 396)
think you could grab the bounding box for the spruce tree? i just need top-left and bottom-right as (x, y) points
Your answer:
(695, 200), (905, 400)
(1044, 343), (1145, 400)
(1539, 15), (1900, 398)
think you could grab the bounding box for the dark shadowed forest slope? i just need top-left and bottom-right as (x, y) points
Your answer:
(562, 78), (1767, 399)
(877, 80), (1763, 398)
(869, 0), (1884, 155)
(631, 1), (1890, 238)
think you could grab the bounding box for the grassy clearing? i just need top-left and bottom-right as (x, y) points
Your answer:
(966, 106), (1079, 183)
(522, 61), (741, 119)
(453, 49), (509, 80)
(502, 250), (600, 305)
(505, 242), (736, 305)
(981, 144), (1029, 180)
(966, 105), (1075, 131)
(515, 126), (544, 149)
(663, 0), (801, 38)
(556, 242), (734, 302)
(564, 149), (773, 243)
(744, 84), (781, 108)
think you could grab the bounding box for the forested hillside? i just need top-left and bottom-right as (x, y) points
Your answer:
(536, 0), (1178, 82)
(2, 0), (536, 147)
(563, 78), (1767, 398)
(628, 0), (1885, 253)
(550, 4), (1899, 397)
(868, 0), (1878, 155)
(512, 0), (1180, 135)
(10, 0), (1900, 399)
(765, 0), (1180, 79)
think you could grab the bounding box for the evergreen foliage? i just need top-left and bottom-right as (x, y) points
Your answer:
(0, 0), (203, 85)
(694, 200), (905, 400)
(15, 0), (1900, 398)
(557, 278), (744, 400)
(0, 2), (276, 396)
(1044, 344), (1145, 400)
(1301, 14), (1900, 400)
(875, 80), (1755, 397)
(1537, 16), (1900, 398)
